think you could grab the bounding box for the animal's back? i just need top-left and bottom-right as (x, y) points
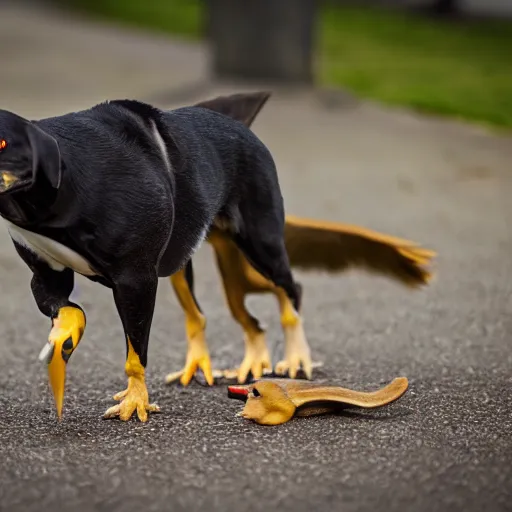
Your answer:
(162, 106), (281, 208)
(164, 106), (274, 176)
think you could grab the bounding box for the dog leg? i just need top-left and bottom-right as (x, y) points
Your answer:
(104, 271), (160, 422)
(232, 211), (313, 380)
(164, 262), (214, 386)
(208, 231), (272, 383)
(12, 242), (86, 419)
(273, 287), (312, 380)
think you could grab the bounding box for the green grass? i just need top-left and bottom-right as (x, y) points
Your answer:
(320, 5), (512, 129)
(62, 0), (512, 129)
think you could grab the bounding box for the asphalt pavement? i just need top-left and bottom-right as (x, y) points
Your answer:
(0, 3), (511, 512)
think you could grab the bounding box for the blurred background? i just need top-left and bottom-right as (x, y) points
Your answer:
(6, 0), (510, 128)
(1, 1), (511, 512)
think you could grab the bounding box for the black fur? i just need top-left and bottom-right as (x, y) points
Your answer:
(0, 99), (299, 369)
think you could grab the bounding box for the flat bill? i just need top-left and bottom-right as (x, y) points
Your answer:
(227, 385), (250, 401)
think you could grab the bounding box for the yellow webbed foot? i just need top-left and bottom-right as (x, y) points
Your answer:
(236, 331), (272, 383)
(166, 332), (272, 385)
(165, 334), (214, 386)
(104, 339), (160, 422)
(274, 360), (323, 379)
(104, 376), (160, 422)
(275, 320), (313, 380)
(205, 332), (272, 384)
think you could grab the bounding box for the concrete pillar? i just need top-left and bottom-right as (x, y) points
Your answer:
(206, 0), (317, 84)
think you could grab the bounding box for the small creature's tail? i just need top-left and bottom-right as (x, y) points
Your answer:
(193, 91), (271, 128)
(284, 215), (435, 287)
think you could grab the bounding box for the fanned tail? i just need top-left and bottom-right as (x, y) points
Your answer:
(284, 215), (436, 287)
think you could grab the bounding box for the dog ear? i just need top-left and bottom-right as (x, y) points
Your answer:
(26, 123), (62, 189)
(194, 91), (271, 128)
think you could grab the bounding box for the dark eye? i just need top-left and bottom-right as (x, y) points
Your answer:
(252, 387), (261, 397)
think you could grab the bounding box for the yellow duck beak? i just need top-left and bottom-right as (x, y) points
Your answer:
(39, 338), (72, 419)
(48, 346), (67, 419)
(1, 171), (18, 191)
(38, 306), (86, 420)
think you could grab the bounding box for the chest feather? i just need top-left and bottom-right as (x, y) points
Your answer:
(6, 221), (97, 276)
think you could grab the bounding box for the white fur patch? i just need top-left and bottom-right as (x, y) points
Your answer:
(150, 120), (171, 175)
(6, 221), (97, 276)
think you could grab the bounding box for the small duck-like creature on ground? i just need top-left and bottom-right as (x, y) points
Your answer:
(228, 377), (409, 425)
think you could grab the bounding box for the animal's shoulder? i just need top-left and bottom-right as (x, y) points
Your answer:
(169, 106), (243, 127)
(35, 100), (160, 135)
(36, 101), (172, 168)
(101, 99), (162, 123)
(166, 107), (257, 147)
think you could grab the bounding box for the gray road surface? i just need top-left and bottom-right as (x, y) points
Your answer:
(0, 3), (511, 512)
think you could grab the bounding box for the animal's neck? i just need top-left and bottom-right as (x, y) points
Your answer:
(0, 176), (59, 227)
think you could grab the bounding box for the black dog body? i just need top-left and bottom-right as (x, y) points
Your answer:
(0, 99), (299, 409)
(158, 105), (293, 286)
(4, 101), (290, 282)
